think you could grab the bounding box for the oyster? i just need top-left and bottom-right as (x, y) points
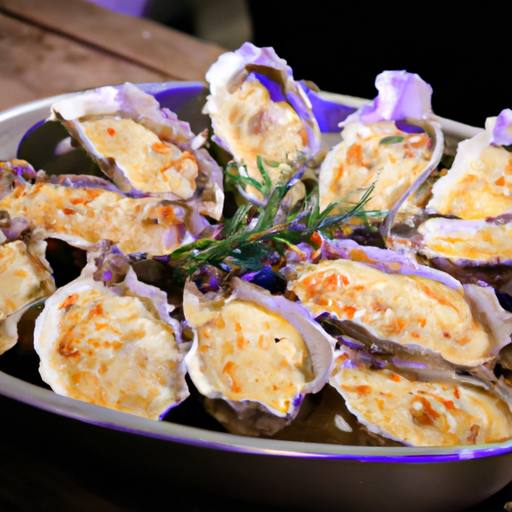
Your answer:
(387, 111), (512, 290)
(50, 82), (224, 220)
(203, 42), (321, 199)
(0, 170), (207, 257)
(426, 112), (512, 220)
(330, 350), (512, 446)
(34, 245), (188, 419)
(183, 277), (334, 435)
(416, 215), (512, 266)
(0, 220), (55, 355)
(287, 239), (512, 368)
(319, 121), (436, 212)
(318, 71), (443, 227)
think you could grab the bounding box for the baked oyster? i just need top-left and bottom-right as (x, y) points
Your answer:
(427, 110), (512, 219)
(387, 110), (512, 291)
(50, 82), (224, 220)
(287, 239), (512, 368)
(318, 71), (444, 232)
(203, 42), (321, 201)
(183, 277), (334, 436)
(34, 245), (188, 419)
(0, 213), (55, 355)
(0, 166), (207, 257)
(330, 349), (512, 447)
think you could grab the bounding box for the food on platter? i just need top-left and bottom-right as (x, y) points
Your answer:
(319, 71), (442, 217)
(387, 109), (512, 293)
(204, 42), (320, 202)
(0, 225), (55, 355)
(319, 120), (434, 214)
(0, 162), (207, 257)
(183, 277), (333, 435)
(330, 351), (512, 446)
(34, 244), (188, 419)
(427, 110), (512, 220)
(50, 82), (224, 220)
(287, 241), (512, 368)
(3, 41), (512, 447)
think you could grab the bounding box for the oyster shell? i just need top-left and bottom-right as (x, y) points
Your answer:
(426, 114), (512, 220)
(34, 246), (188, 419)
(318, 71), (443, 235)
(203, 43), (321, 196)
(183, 277), (334, 435)
(0, 172), (207, 257)
(330, 350), (512, 446)
(287, 240), (512, 368)
(386, 112), (512, 288)
(416, 215), (512, 266)
(0, 225), (55, 355)
(319, 120), (437, 213)
(50, 82), (224, 220)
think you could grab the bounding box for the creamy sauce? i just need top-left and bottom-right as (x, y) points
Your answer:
(35, 281), (186, 419)
(331, 355), (512, 446)
(82, 118), (198, 199)
(418, 218), (512, 263)
(428, 137), (512, 219)
(0, 183), (187, 256)
(319, 121), (432, 212)
(0, 240), (54, 321)
(211, 80), (306, 185)
(291, 260), (492, 366)
(186, 298), (309, 414)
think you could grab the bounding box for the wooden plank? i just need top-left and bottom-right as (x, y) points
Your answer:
(0, 12), (168, 110)
(0, 0), (225, 82)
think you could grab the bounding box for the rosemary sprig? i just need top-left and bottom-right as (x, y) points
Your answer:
(225, 155), (273, 199)
(169, 177), (379, 284)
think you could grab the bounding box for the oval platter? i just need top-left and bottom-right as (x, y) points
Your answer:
(0, 82), (508, 512)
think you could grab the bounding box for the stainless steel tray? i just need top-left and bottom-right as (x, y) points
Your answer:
(0, 83), (505, 512)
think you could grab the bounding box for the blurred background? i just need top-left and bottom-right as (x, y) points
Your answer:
(1, 2), (512, 511)
(84, 0), (509, 129)
(0, 0), (508, 128)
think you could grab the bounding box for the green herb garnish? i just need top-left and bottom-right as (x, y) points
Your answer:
(169, 160), (380, 284)
(224, 156), (275, 200)
(380, 135), (405, 145)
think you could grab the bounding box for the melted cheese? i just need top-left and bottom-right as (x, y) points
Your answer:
(0, 239), (55, 355)
(35, 278), (187, 419)
(186, 299), (310, 415)
(0, 183), (186, 256)
(0, 240), (54, 321)
(211, 80), (307, 185)
(428, 132), (512, 219)
(319, 121), (432, 212)
(330, 357), (512, 446)
(418, 217), (512, 263)
(82, 118), (198, 199)
(291, 260), (492, 366)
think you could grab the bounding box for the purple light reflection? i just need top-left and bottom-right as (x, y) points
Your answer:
(395, 121), (425, 134)
(248, 71), (286, 103)
(2, 371), (512, 465)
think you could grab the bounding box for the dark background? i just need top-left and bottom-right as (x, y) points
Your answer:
(137, 0), (512, 129)
(244, 2), (510, 129)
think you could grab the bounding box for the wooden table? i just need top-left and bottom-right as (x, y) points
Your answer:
(1, 3), (512, 510)
(0, 0), (224, 111)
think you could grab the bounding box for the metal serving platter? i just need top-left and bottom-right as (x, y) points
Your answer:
(0, 82), (506, 512)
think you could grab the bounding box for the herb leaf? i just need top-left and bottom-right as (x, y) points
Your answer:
(169, 159), (381, 284)
(380, 135), (405, 145)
